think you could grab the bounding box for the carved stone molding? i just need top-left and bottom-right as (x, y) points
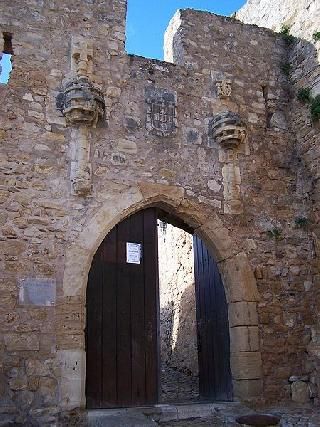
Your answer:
(209, 112), (247, 215)
(216, 79), (232, 98)
(71, 36), (93, 79)
(70, 127), (92, 197)
(222, 161), (243, 215)
(145, 87), (177, 137)
(209, 111), (246, 149)
(56, 36), (105, 197)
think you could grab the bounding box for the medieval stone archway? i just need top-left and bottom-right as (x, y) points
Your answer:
(58, 183), (262, 410)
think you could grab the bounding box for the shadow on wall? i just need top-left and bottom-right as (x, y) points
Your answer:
(160, 283), (199, 403)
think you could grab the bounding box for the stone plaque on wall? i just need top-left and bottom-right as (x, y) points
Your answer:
(18, 278), (56, 306)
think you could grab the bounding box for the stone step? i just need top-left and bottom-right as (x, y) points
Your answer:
(88, 410), (158, 427)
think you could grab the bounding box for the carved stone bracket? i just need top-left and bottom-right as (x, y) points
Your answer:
(209, 111), (246, 149)
(57, 36), (105, 197)
(61, 77), (105, 127)
(209, 111), (247, 215)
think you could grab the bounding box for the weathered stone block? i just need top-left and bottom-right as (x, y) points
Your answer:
(25, 359), (52, 377)
(56, 334), (84, 351)
(8, 373), (28, 391)
(233, 379), (263, 400)
(4, 334), (40, 351)
(219, 253), (260, 302)
(12, 389), (34, 411)
(230, 352), (262, 380)
(291, 381), (310, 404)
(229, 302), (258, 327)
(36, 377), (57, 405)
(58, 350), (85, 409)
(1, 241), (26, 256)
(197, 222), (236, 262)
(28, 376), (40, 392)
(139, 182), (184, 208)
(230, 326), (260, 352)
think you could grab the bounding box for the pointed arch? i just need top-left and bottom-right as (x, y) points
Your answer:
(59, 182), (262, 409)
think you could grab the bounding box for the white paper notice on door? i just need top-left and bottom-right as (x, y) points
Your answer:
(126, 242), (142, 264)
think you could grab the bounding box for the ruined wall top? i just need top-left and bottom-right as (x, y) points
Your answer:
(164, 8), (281, 68)
(0, 0), (127, 56)
(236, 0), (320, 41)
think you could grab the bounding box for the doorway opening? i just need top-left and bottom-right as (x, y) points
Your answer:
(85, 207), (232, 409)
(158, 217), (199, 402)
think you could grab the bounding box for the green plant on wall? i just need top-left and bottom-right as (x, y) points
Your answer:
(267, 227), (283, 240)
(310, 95), (320, 122)
(295, 217), (309, 229)
(281, 62), (292, 76)
(296, 87), (320, 123)
(297, 87), (311, 103)
(313, 31), (320, 42)
(280, 25), (295, 44)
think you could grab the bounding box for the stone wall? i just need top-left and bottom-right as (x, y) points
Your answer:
(237, 0), (320, 407)
(0, 0), (319, 423)
(236, 0), (320, 38)
(158, 222), (198, 402)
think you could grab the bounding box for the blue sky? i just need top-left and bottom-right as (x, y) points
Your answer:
(0, 54), (12, 84)
(0, 1), (246, 83)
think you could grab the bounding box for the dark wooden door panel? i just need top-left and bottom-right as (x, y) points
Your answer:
(130, 213), (147, 406)
(102, 228), (117, 407)
(86, 208), (159, 408)
(143, 210), (160, 404)
(193, 235), (233, 401)
(116, 215), (133, 407)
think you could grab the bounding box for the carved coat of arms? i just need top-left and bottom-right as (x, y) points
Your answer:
(215, 80), (232, 98)
(145, 87), (177, 137)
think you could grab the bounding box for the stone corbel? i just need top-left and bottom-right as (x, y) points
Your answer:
(57, 36), (105, 196)
(209, 111), (247, 214)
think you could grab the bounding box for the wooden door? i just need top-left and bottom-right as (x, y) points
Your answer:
(193, 235), (233, 401)
(86, 208), (159, 408)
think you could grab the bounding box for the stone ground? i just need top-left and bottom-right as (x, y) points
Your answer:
(83, 403), (320, 427)
(2, 402), (319, 426)
(159, 418), (231, 426)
